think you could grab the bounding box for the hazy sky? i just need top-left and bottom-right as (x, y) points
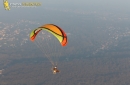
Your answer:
(1, 0), (130, 12)
(0, 0), (130, 23)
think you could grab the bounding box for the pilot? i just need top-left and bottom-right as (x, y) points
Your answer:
(52, 66), (59, 74)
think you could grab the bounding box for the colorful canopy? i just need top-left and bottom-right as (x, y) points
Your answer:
(30, 24), (67, 46)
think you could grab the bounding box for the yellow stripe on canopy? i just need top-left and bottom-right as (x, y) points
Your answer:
(43, 28), (63, 43)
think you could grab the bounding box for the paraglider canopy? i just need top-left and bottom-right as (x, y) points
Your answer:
(30, 24), (67, 46)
